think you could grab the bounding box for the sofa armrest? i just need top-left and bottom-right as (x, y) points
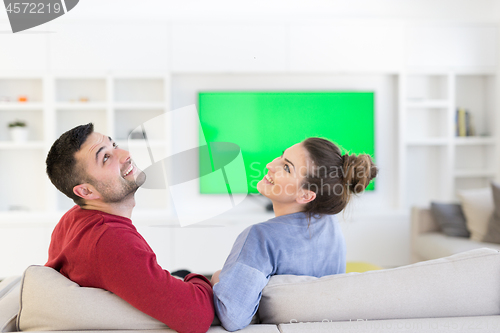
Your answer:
(411, 207), (440, 263)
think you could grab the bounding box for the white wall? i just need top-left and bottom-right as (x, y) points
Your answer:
(2, 0), (499, 21)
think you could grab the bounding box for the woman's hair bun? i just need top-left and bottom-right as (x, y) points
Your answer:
(302, 137), (378, 216)
(342, 153), (378, 195)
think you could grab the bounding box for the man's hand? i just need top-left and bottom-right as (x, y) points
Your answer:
(211, 270), (221, 286)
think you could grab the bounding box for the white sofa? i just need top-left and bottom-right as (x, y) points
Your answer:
(411, 206), (500, 262)
(2, 248), (500, 333)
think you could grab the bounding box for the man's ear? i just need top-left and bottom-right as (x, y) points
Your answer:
(296, 189), (316, 205)
(73, 184), (100, 201)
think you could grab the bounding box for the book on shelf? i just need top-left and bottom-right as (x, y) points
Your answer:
(455, 108), (475, 137)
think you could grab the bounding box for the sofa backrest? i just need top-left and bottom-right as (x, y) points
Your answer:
(259, 248), (500, 324)
(17, 266), (169, 331)
(0, 276), (21, 332)
(411, 206), (439, 236)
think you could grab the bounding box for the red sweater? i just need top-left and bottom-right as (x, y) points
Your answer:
(46, 206), (214, 333)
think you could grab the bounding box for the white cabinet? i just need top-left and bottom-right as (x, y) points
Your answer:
(0, 74), (171, 215)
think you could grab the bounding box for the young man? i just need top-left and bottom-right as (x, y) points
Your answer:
(45, 123), (214, 333)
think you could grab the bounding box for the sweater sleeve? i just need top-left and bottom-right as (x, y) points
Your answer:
(213, 226), (273, 331)
(94, 227), (214, 333)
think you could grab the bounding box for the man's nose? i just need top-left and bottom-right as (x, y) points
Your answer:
(118, 148), (131, 164)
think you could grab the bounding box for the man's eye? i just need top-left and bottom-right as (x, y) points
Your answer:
(284, 164), (290, 173)
(113, 142), (119, 149)
(103, 154), (110, 163)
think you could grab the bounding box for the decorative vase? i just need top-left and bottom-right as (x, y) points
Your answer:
(10, 127), (29, 143)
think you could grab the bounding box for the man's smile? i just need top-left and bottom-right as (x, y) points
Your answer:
(123, 164), (134, 178)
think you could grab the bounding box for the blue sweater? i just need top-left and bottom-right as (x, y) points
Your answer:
(213, 212), (346, 331)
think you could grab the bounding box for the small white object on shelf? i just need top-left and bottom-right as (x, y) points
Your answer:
(8, 121), (29, 143)
(10, 127), (29, 143)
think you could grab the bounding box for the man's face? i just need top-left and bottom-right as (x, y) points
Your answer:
(74, 132), (146, 203)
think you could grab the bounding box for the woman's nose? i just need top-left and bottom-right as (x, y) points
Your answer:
(266, 160), (277, 173)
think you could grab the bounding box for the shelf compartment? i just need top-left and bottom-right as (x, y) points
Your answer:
(55, 102), (108, 110)
(406, 100), (449, 108)
(114, 109), (166, 141)
(56, 109), (107, 137)
(0, 79), (43, 103)
(0, 103), (44, 110)
(454, 136), (496, 145)
(406, 75), (448, 100)
(0, 150), (46, 212)
(0, 109), (44, 141)
(405, 146), (450, 206)
(55, 78), (107, 103)
(454, 145), (495, 174)
(406, 138), (449, 146)
(454, 169), (496, 178)
(405, 107), (449, 141)
(113, 102), (166, 110)
(455, 75), (496, 137)
(0, 141), (45, 149)
(455, 177), (494, 194)
(114, 79), (165, 103)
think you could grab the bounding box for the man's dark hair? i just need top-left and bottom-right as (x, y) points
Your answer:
(46, 123), (94, 206)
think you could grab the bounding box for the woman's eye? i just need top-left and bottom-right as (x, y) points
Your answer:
(284, 164), (290, 173)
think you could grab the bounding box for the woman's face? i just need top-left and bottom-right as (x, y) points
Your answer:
(257, 142), (312, 204)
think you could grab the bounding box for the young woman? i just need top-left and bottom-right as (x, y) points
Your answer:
(211, 137), (377, 332)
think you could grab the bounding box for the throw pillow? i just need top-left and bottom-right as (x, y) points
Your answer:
(430, 202), (470, 237)
(483, 182), (500, 244)
(457, 187), (494, 242)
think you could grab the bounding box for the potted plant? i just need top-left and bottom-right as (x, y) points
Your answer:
(8, 120), (29, 143)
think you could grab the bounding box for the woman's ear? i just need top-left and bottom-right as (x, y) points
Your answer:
(296, 189), (316, 204)
(73, 184), (100, 201)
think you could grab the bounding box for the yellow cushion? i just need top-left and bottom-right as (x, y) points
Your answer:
(345, 262), (382, 273)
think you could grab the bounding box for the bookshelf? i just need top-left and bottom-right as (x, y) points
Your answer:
(399, 72), (498, 207)
(0, 74), (171, 216)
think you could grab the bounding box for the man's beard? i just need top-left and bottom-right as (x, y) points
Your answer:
(88, 170), (146, 203)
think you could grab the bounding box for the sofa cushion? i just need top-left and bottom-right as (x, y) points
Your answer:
(0, 276), (21, 333)
(17, 265), (169, 331)
(277, 316), (500, 333)
(258, 248), (500, 324)
(430, 202), (470, 237)
(457, 187), (494, 242)
(484, 182), (500, 244)
(414, 232), (500, 260)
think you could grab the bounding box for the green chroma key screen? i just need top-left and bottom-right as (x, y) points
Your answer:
(199, 92), (375, 194)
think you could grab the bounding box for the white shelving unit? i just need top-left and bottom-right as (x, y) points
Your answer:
(399, 71), (498, 207)
(0, 74), (171, 216)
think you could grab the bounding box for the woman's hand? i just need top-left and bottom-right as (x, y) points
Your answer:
(211, 269), (221, 286)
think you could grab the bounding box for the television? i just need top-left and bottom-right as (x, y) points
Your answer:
(199, 92), (375, 194)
